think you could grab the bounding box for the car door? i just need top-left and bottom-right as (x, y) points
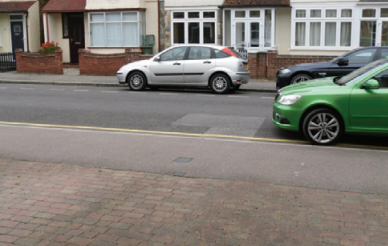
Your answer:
(349, 68), (388, 131)
(184, 47), (215, 85)
(149, 46), (187, 84)
(327, 48), (378, 77)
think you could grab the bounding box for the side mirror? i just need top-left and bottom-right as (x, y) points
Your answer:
(154, 56), (160, 62)
(337, 57), (349, 66)
(363, 79), (380, 90)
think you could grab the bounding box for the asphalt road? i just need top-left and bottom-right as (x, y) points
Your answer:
(0, 84), (293, 140)
(1, 83), (388, 195)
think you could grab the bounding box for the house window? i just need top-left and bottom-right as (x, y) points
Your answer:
(62, 13), (69, 38)
(360, 7), (388, 47)
(89, 12), (144, 47)
(171, 10), (217, 45)
(293, 7), (353, 49)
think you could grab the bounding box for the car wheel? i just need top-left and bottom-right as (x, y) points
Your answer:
(302, 108), (343, 145)
(210, 74), (231, 94)
(291, 74), (312, 84)
(127, 72), (147, 91)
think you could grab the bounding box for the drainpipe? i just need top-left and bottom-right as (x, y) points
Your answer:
(157, 0), (160, 52)
(25, 12), (30, 52)
(45, 13), (49, 42)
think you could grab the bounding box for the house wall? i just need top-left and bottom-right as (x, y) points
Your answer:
(165, 0), (224, 7)
(275, 8), (291, 55)
(27, 1), (40, 52)
(84, 0), (159, 55)
(145, 0), (159, 54)
(85, 0), (146, 10)
(0, 1), (40, 53)
(0, 14), (10, 52)
(44, 13), (71, 63)
(291, 0), (355, 2)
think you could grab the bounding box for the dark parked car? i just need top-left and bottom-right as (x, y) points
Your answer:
(276, 47), (388, 89)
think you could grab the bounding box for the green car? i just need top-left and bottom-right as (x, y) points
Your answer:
(273, 58), (388, 145)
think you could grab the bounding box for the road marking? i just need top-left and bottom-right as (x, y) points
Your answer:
(196, 94), (215, 97)
(262, 97), (274, 99)
(49, 88), (65, 91)
(74, 89), (89, 92)
(1, 120), (388, 151)
(159, 93), (179, 96)
(20, 87), (35, 90)
(0, 87), (7, 89)
(101, 91), (119, 93)
(228, 95), (249, 98)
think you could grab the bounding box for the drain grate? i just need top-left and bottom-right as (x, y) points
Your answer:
(174, 157), (193, 163)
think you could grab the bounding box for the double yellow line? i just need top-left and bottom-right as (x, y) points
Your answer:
(0, 121), (387, 150)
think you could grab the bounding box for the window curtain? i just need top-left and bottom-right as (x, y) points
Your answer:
(91, 23), (105, 46)
(295, 23), (306, 46)
(360, 21), (376, 46)
(123, 23), (138, 46)
(310, 22), (321, 46)
(265, 10), (272, 47)
(382, 22), (388, 46)
(325, 22), (336, 46)
(340, 22), (351, 46)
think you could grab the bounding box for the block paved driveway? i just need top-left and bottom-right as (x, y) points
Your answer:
(1, 158), (388, 246)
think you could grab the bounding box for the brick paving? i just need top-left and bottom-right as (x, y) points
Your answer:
(1, 158), (388, 246)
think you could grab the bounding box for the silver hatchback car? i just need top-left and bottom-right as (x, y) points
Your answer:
(117, 45), (250, 94)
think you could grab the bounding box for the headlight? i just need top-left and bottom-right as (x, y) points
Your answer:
(278, 95), (302, 105)
(280, 68), (291, 74)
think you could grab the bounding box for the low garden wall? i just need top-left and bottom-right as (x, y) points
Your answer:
(15, 48), (63, 74)
(79, 49), (153, 76)
(249, 51), (337, 80)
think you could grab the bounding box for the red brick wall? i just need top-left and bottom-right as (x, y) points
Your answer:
(16, 49), (63, 74)
(248, 50), (336, 80)
(79, 49), (153, 75)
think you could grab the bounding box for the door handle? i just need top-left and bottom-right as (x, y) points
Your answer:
(203, 61), (211, 64)
(173, 62), (181, 65)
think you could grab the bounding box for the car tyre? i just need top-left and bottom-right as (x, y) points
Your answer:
(291, 74), (312, 84)
(302, 108), (343, 145)
(210, 73), (231, 94)
(127, 72), (147, 91)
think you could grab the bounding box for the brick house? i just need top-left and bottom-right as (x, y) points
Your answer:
(0, 0), (40, 53)
(39, 0), (388, 79)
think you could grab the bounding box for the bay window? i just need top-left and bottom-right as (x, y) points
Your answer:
(89, 12), (145, 47)
(293, 7), (353, 49)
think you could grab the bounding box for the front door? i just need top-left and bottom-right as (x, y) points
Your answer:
(11, 21), (24, 53)
(68, 13), (85, 64)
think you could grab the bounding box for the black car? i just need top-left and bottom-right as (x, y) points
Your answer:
(276, 47), (388, 89)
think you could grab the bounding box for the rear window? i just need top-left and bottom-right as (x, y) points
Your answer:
(214, 49), (231, 58)
(221, 47), (245, 59)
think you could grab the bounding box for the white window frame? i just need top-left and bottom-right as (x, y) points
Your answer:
(222, 8), (276, 50)
(291, 6), (355, 50)
(359, 7), (388, 47)
(88, 11), (144, 47)
(169, 8), (218, 45)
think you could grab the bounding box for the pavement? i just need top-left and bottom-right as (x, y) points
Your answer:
(1, 69), (388, 246)
(0, 68), (278, 93)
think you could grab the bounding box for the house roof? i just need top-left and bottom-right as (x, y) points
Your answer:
(0, 1), (36, 13)
(42, 0), (86, 13)
(223, 0), (290, 7)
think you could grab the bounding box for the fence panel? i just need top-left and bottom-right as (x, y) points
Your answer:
(0, 52), (16, 72)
